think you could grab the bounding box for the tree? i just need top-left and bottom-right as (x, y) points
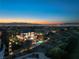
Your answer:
(47, 46), (64, 59)
(58, 43), (67, 49)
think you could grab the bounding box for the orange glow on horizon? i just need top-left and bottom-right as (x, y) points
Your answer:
(0, 18), (63, 24)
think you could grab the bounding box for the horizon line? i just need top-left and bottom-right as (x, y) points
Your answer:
(0, 18), (64, 24)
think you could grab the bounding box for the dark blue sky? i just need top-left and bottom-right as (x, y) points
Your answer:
(0, 0), (79, 22)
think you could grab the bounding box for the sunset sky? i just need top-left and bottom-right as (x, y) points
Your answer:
(0, 0), (79, 24)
